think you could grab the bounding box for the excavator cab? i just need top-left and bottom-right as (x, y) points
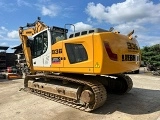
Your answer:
(28, 27), (68, 67)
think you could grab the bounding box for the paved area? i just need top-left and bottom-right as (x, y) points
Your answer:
(0, 72), (160, 120)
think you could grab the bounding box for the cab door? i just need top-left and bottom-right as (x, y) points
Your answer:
(32, 29), (51, 67)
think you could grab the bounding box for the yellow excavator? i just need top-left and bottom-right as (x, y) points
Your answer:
(19, 17), (140, 112)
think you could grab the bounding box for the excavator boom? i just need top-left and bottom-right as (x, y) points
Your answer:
(19, 18), (48, 72)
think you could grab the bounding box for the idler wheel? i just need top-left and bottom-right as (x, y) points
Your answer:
(80, 90), (94, 103)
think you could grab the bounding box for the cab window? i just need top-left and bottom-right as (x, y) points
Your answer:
(32, 31), (48, 58)
(51, 32), (66, 45)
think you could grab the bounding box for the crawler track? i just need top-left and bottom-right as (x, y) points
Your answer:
(105, 74), (133, 94)
(24, 74), (107, 112)
(114, 74), (133, 94)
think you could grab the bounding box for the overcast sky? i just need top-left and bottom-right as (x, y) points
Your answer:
(0, 0), (160, 52)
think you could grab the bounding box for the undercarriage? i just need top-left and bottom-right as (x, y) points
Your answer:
(23, 73), (133, 112)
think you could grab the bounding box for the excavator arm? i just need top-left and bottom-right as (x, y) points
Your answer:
(18, 17), (48, 72)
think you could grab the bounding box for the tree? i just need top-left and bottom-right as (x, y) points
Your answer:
(141, 44), (160, 67)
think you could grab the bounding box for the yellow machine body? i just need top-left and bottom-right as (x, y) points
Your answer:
(21, 29), (140, 75)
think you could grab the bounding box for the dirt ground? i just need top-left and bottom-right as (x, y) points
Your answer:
(0, 69), (160, 120)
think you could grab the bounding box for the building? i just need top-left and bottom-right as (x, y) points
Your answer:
(0, 46), (17, 71)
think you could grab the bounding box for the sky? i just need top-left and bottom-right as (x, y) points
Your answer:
(0, 0), (160, 52)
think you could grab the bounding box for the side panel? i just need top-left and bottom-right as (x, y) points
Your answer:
(93, 34), (103, 74)
(60, 34), (94, 73)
